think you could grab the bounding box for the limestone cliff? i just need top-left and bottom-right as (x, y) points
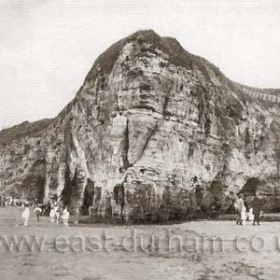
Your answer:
(1, 30), (280, 222)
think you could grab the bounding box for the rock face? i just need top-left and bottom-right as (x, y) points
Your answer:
(1, 30), (280, 222)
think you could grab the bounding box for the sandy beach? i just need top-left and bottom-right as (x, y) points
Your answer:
(0, 207), (279, 280)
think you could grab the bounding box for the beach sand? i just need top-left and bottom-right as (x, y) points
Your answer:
(0, 207), (279, 280)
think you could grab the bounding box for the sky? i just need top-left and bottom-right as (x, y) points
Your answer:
(0, 0), (280, 129)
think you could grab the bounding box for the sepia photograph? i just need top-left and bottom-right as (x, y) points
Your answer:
(0, 0), (280, 279)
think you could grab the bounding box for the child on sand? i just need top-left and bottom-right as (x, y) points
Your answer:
(21, 205), (30, 226)
(241, 206), (247, 225)
(247, 208), (254, 225)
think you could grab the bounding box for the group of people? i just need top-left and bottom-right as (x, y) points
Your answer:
(21, 204), (42, 226)
(21, 203), (70, 227)
(49, 205), (70, 226)
(234, 193), (264, 226)
(0, 195), (29, 208)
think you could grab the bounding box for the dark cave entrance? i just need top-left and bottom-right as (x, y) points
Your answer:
(20, 159), (46, 202)
(113, 183), (125, 221)
(113, 184), (125, 208)
(81, 179), (95, 215)
(240, 178), (261, 210)
(61, 166), (72, 207)
(240, 178), (260, 196)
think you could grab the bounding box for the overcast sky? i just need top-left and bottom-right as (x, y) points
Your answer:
(0, 0), (280, 129)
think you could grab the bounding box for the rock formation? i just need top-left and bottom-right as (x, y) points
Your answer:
(1, 30), (280, 222)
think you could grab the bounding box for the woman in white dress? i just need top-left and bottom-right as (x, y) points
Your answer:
(21, 205), (30, 226)
(49, 207), (56, 223)
(62, 206), (70, 226)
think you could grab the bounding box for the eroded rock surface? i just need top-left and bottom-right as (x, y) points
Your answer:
(1, 30), (280, 221)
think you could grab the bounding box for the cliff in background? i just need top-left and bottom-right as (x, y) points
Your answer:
(1, 30), (280, 222)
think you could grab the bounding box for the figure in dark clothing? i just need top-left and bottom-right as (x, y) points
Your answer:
(252, 193), (264, 225)
(211, 197), (221, 218)
(34, 205), (42, 222)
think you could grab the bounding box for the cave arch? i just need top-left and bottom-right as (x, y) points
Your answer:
(240, 178), (260, 196)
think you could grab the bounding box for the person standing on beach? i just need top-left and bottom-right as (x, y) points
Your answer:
(34, 205), (42, 222)
(55, 206), (62, 224)
(62, 206), (70, 226)
(234, 194), (245, 225)
(252, 192), (263, 225)
(21, 205), (30, 226)
(49, 207), (56, 223)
